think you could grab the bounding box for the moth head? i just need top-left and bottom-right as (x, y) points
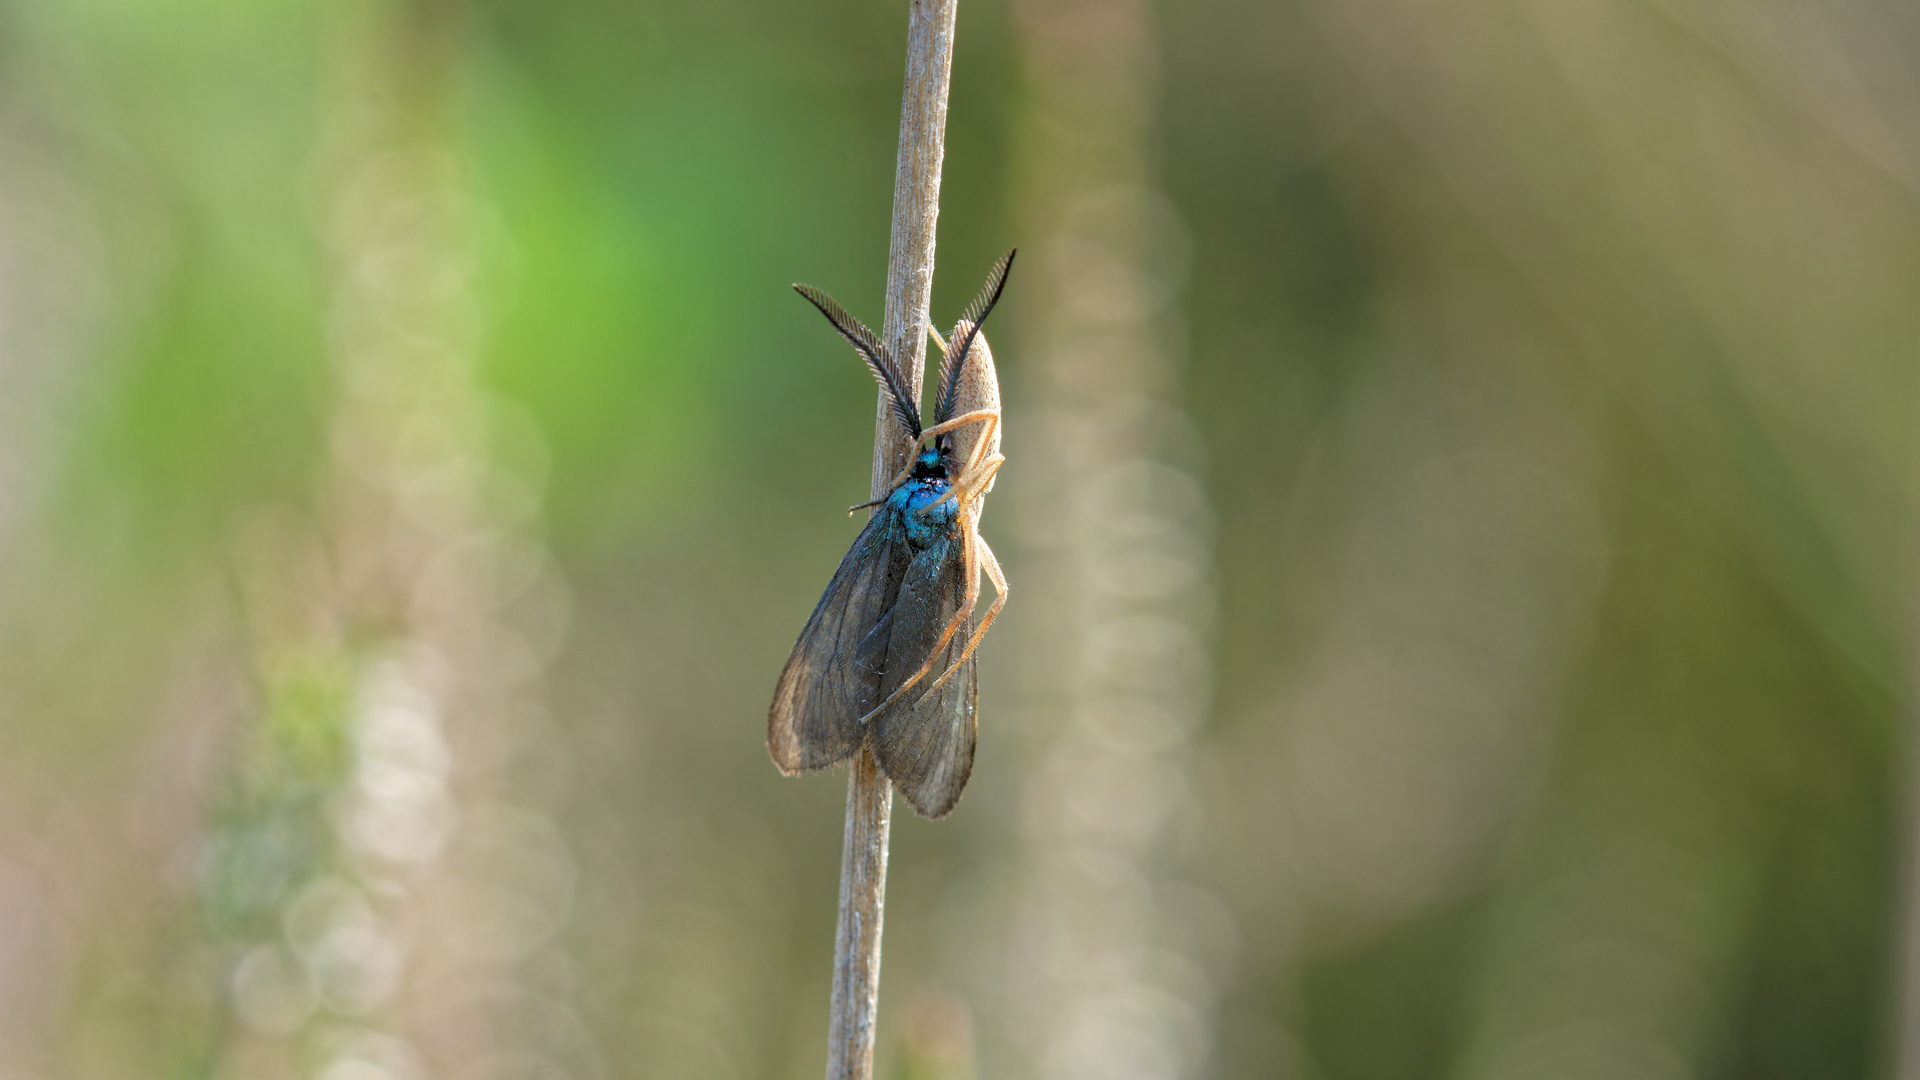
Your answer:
(910, 442), (945, 479)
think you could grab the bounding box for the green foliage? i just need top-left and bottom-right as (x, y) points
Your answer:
(206, 649), (356, 938)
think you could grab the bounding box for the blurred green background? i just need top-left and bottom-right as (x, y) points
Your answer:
(0, 0), (1915, 1078)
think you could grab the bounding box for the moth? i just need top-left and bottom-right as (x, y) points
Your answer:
(768, 250), (1014, 818)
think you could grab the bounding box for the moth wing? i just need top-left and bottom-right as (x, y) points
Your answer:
(871, 531), (977, 818)
(768, 510), (909, 773)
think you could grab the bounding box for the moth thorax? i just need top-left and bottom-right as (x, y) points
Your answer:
(946, 319), (1001, 493)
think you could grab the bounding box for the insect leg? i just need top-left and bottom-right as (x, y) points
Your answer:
(868, 408), (996, 515)
(846, 440), (924, 514)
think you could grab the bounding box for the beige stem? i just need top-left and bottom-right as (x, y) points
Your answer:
(827, 2), (959, 1079)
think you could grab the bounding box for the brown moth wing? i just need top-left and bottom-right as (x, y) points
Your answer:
(870, 530), (978, 818)
(943, 320), (1001, 496)
(768, 510), (911, 773)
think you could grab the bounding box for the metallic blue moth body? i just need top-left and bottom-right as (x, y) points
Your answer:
(768, 253), (1014, 818)
(895, 451), (957, 549)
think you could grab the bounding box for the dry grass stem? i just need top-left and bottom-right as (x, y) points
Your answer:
(826, 2), (959, 1079)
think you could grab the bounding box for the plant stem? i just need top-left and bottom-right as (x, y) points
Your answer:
(826, 2), (958, 1078)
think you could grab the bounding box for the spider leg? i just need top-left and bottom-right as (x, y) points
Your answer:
(854, 423), (1005, 713)
(930, 452), (1004, 511)
(855, 533), (981, 725)
(954, 412), (1000, 478)
(921, 530), (1006, 694)
(919, 409), (998, 442)
(847, 445), (923, 514)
